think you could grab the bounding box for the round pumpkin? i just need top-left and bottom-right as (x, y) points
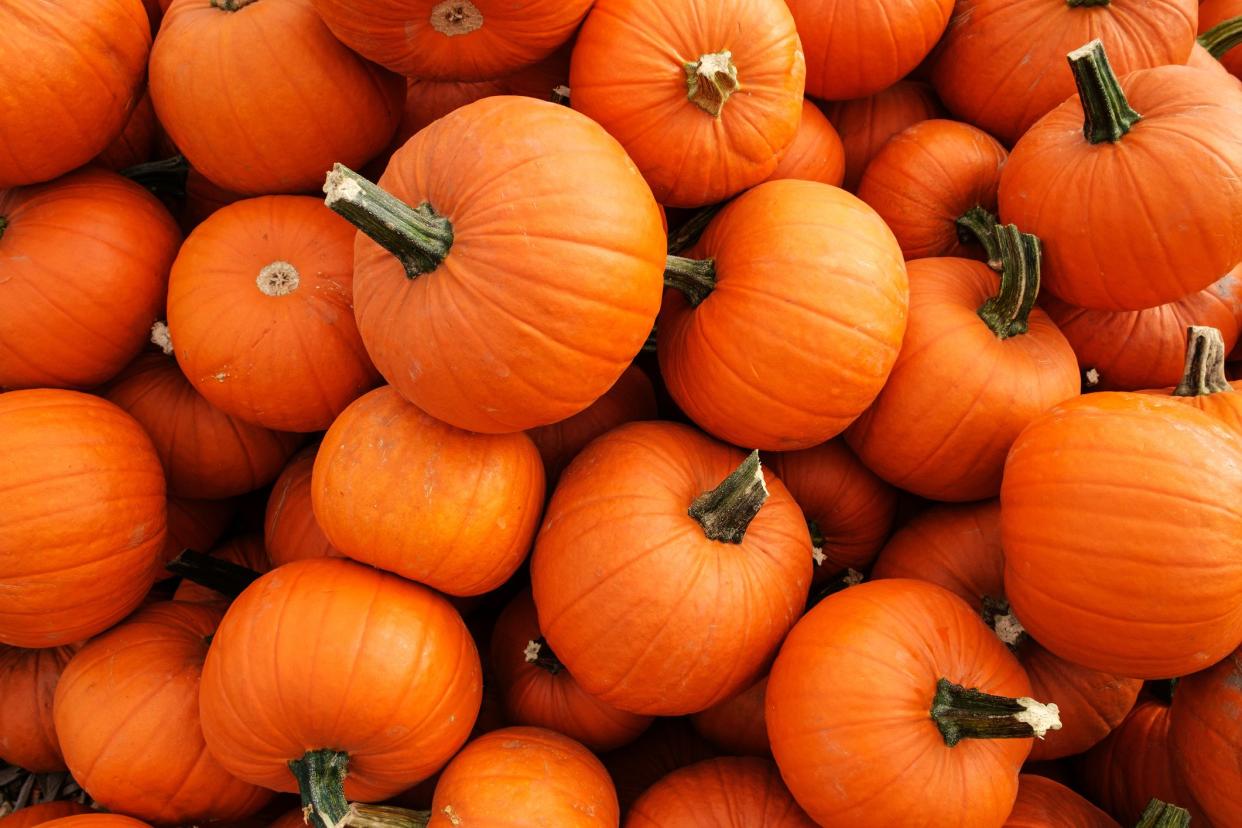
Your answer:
(95, 90), (157, 172)
(659, 179), (909, 451)
(1004, 775), (1119, 828)
(1140, 326), (1242, 434)
(166, 196), (378, 432)
(627, 757), (814, 827)
(1169, 647), (1241, 825)
(1200, 2), (1242, 79)
(601, 719), (718, 814)
(820, 81), (944, 192)
(0, 803), (93, 828)
(569, 0), (805, 207)
(54, 602), (271, 823)
(1002, 393), (1242, 678)
(0, 390), (166, 648)
(173, 534), (271, 604)
(0, 644), (80, 772)
(265, 447), (340, 567)
(331, 96), (665, 434)
(532, 421), (813, 715)
(150, 0), (404, 196)
(161, 495), (237, 566)
(690, 677), (769, 757)
(38, 818), (150, 828)
(764, 101), (846, 188)
(0, 168), (181, 391)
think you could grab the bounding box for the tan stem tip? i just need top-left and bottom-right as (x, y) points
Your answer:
(151, 321), (174, 355)
(1014, 697), (1062, 739)
(685, 51), (739, 117)
(430, 0), (483, 36)
(257, 261), (300, 296)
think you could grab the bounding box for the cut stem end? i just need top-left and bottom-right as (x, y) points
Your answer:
(685, 51), (739, 118)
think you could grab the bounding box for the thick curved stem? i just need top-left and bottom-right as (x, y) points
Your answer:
(210, 0), (258, 9)
(323, 164), (453, 280)
(1173, 326), (1232, 396)
(523, 637), (566, 676)
(120, 155), (189, 198)
(955, 205), (1002, 269)
(165, 550), (260, 599)
(346, 804), (431, 828)
(668, 203), (724, 254)
(289, 750), (350, 828)
(689, 451), (768, 543)
(931, 679), (1061, 747)
(1199, 15), (1242, 60)
(664, 255), (717, 307)
(977, 225), (1042, 339)
(1134, 800), (1191, 828)
(1068, 40), (1142, 144)
(1066, 0), (1109, 6)
(685, 52), (739, 117)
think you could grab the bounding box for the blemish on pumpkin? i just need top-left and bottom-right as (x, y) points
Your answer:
(430, 0), (483, 36)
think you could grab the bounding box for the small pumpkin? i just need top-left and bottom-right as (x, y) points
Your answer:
(765, 101), (846, 188)
(0, 644), (80, 772)
(1004, 775), (1119, 828)
(95, 91), (157, 172)
(173, 535), (271, 604)
(161, 495), (238, 567)
(1139, 326), (1242, 433)
(627, 757), (815, 827)
(1169, 647), (1242, 825)
(265, 447), (340, 567)
(690, 677), (769, 757)
(820, 81), (944, 191)
(0, 803), (93, 828)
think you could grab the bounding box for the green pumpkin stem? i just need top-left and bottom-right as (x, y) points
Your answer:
(120, 155), (189, 198)
(289, 749), (351, 828)
(685, 51), (739, 117)
(668, 203), (724, 254)
(1066, 0), (1110, 6)
(165, 549), (261, 599)
(1134, 799), (1191, 828)
(977, 225), (1042, 339)
(689, 450), (768, 543)
(323, 164), (453, 280)
(1173, 326), (1233, 397)
(524, 637), (566, 676)
(345, 804), (431, 828)
(1068, 40), (1142, 143)
(955, 205), (1003, 269)
(0, 217), (7, 242)
(931, 679), (1062, 747)
(1198, 15), (1242, 60)
(664, 255), (717, 307)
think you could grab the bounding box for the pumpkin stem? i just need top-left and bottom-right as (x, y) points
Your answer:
(1134, 799), (1191, 828)
(524, 637), (566, 676)
(1068, 40), (1142, 144)
(289, 749), (350, 828)
(805, 568), (865, 610)
(689, 450), (768, 544)
(1198, 14), (1242, 60)
(120, 155), (189, 198)
(641, 324), (658, 354)
(664, 255), (717, 307)
(0, 217), (7, 242)
(210, 0), (259, 10)
(165, 549), (261, 599)
(323, 164), (454, 280)
(931, 678), (1062, 747)
(344, 804), (431, 828)
(550, 85), (571, 106)
(668, 203), (724, 255)
(685, 51), (739, 118)
(977, 225), (1042, 339)
(430, 1), (483, 36)
(954, 205), (1003, 269)
(150, 321), (174, 355)
(257, 261), (300, 297)
(1173, 326), (1232, 397)
(1066, 0), (1109, 6)
(981, 596), (1028, 649)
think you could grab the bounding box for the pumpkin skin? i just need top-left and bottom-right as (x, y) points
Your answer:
(765, 101), (846, 187)
(1003, 775), (1118, 828)
(1186, 41), (1240, 84)
(0, 644), (80, 772)
(180, 168), (246, 233)
(785, 0), (953, 101)
(312, 386), (544, 596)
(37, 818), (150, 828)
(999, 64), (1242, 312)
(54, 602), (271, 823)
(150, 0), (403, 196)
(857, 119), (1009, 261)
(821, 81), (944, 191)
(690, 677), (769, 757)
(1169, 647), (1241, 825)
(96, 90), (157, 172)
(766, 579), (1037, 828)
(931, 0), (1197, 146)
(660, 180), (909, 451)
(1002, 393), (1242, 678)
(0, 168), (181, 391)
(265, 447), (340, 567)
(200, 557), (482, 801)
(491, 591), (653, 752)
(173, 534), (271, 604)
(627, 757), (814, 827)
(0, 390), (166, 648)
(166, 196), (378, 433)
(105, 353), (302, 500)
(1201, 0), (1242, 79)
(532, 421), (814, 715)
(570, 0), (805, 208)
(161, 495), (237, 566)
(0, 803), (93, 828)
(0, 0), (149, 188)
(601, 718), (718, 813)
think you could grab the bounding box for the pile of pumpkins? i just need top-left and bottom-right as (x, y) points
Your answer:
(2, 0), (1241, 826)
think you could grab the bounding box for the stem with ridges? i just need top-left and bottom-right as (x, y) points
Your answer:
(1198, 15), (1242, 60)
(211, 0), (258, 9)
(345, 804), (431, 828)
(664, 255), (717, 307)
(1134, 800), (1190, 828)
(1068, 40), (1141, 143)
(955, 206), (1002, 268)
(524, 637), (565, 676)
(289, 749), (350, 828)
(1067, 0), (1109, 6)
(685, 51), (739, 118)
(931, 679), (1061, 747)
(1174, 326), (1232, 396)
(323, 164), (453, 280)
(165, 549), (261, 599)
(978, 225), (1042, 339)
(688, 451), (767, 543)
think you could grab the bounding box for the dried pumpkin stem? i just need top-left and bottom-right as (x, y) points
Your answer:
(805, 568), (865, 610)
(524, 637), (566, 676)
(165, 549), (261, 599)
(664, 255), (717, 307)
(1174, 326), (1233, 396)
(978, 224), (1042, 339)
(954, 205), (1003, 269)
(289, 749), (350, 828)
(120, 155), (189, 198)
(1068, 40), (1142, 143)
(981, 595), (1028, 649)
(685, 51), (739, 117)
(931, 678), (1062, 747)
(1198, 14), (1242, 60)
(323, 164), (454, 280)
(1066, 0), (1110, 6)
(689, 450), (768, 543)
(345, 804), (431, 828)
(210, 0), (258, 10)
(1134, 799), (1191, 828)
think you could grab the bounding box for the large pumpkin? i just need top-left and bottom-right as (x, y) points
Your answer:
(54, 602), (270, 823)
(0, 168), (181, 391)
(0, 803), (93, 828)
(0, 390), (166, 648)
(1004, 775), (1119, 828)
(265, 447), (340, 567)
(1140, 326), (1242, 434)
(0, 644), (80, 772)
(150, 0), (403, 195)
(1169, 647), (1241, 825)
(328, 96), (666, 433)
(659, 179), (909, 451)
(627, 757), (815, 827)
(531, 421), (813, 715)
(570, 0), (805, 207)
(820, 81), (944, 192)
(166, 196), (378, 433)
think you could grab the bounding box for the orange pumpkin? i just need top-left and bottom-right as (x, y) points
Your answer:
(690, 677), (769, 757)
(764, 101), (845, 188)
(821, 81), (944, 191)
(0, 168), (181, 391)
(0, 390), (166, 648)
(173, 535), (271, 604)
(96, 91), (157, 172)
(1140, 326), (1242, 434)
(601, 719), (717, 814)
(265, 448), (340, 567)
(0, 803), (93, 828)
(180, 168), (246, 232)
(627, 757), (815, 827)
(1169, 647), (1242, 825)
(1004, 775), (1119, 828)
(0, 644), (80, 772)
(1186, 40), (1240, 84)
(37, 818), (150, 828)
(570, 0), (805, 207)
(161, 495), (237, 566)
(1200, 1), (1242, 79)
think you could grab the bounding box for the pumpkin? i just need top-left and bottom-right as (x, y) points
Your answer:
(998, 41), (1242, 311)
(602, 719), (718, 813)
(1199, 4), (1242, 78)
(166, 196), (378, 432)
(181, 169), (246, 232)
(1004, 775), (1119, 828)
(871, 500), (1143, 761)
(328, 98), (665, 434)
(857, 119), (1009, 261)
(0, 644), (80, 772)
(848, 227), (1080, 500)
(0, 804), (93, 828)
(659, 179), (909, 451)
(491, 591), (652, 752)
(0, 0), (149, 187)
(150, 0), (403, 196)
(931, 0), (1197, 146)
(0, 168), (181, 391)
(766, 579), (1061, 827)
(426, 727), (618, 827)
(312, 386), (544, 596)
(96, 91), (157, 172)
(820, 81), (944, 192)
(532, 422), (813, 715)
(1042, 267), (1242, 392)
(54, 602), (271, 823)
(627, 757), (814, 827)
(569, 0), (805, 207)
(173, 535), (271, 604)
(265, 448), (340, 567)
(0, 390), (166, 648)
(105, 352), (301, 500)
(785, 0), (953, 101)
(37, 818), (150, 828)
(161, 496), (237, 566)
(690, 677), (769, 757)
(1002, 392), (1242, 678)
(1186, 41), (1239, 84)
(1169, 647), (1241, 825)
(764, 101), (846, 188)
(1139, 326), (1242, 433)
